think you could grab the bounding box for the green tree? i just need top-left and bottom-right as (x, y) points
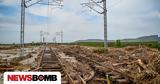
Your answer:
(116, 40), (122, 48)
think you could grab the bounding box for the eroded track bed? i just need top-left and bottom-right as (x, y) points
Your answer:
(34, 46), (87, 84)
(35, 47), (71, 84)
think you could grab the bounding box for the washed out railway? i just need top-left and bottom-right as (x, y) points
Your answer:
(32, 46), (86, 84)
(32, 46), (134, 84)
(0, 45), (160, 84)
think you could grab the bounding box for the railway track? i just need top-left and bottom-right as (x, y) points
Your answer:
(33, 46), (86, 84)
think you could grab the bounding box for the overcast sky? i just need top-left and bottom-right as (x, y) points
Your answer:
(0, 0), (160, 44)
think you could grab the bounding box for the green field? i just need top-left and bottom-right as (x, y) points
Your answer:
(0, 41), (160, 50)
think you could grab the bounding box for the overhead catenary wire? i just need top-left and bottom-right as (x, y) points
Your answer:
(20, 0), (63, 56)
(107, 0), (123, 9)
(47, 0), (50, 32)
(81, 0), (123, 49)
(81, 0), (108, 49)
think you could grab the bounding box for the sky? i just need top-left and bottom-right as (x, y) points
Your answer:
(0, 0), (160, 44)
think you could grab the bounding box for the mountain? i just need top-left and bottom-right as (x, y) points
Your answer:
(137, 35), (160, 41)
(75, 35), (160, 42)
(122, 35), (160, 42)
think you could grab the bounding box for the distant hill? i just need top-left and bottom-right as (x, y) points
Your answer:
(76, 39), (104, 42)
(75, 35), (160, 42)
(75, 39), (114, 42)
(122, 35), (160, 42)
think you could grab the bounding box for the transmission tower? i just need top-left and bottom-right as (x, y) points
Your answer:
(20, 0), (63, 56)
(81, 0), (108, 49)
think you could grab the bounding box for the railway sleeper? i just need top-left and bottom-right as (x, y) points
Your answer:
(107, 73), (132, 84)
(41, 61), (58, 63)
(40, 68), (62, 71)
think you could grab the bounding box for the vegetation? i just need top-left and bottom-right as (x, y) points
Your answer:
(93, 47), (108, 54)
(75, 42), (104, 47)
(0, 43), (42, 50)
(0, 41), (159, 50)
(115, 40), (122, 48)
(73, 41), (160, 49)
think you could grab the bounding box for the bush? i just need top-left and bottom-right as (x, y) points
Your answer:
(93, 48), (108, 54)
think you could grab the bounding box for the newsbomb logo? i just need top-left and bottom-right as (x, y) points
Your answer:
(4, 72), (61, 84)
(8, 74), (57, 81)
(32, 75), (57, 81)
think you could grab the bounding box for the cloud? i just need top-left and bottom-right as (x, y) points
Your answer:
(152, 11), (160, 18)
(23, 0), (103, 42)
(27, 5), (49, 17)
(0, 0), (18, 6)
(25, 8), (103, 42)
(106, 0), (160, 39)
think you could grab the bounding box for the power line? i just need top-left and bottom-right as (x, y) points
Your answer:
(107, 0), (123, 9)
(81, 0), (123, 48)
(46, 0), (50, 36)
(107, 0), (123, 8)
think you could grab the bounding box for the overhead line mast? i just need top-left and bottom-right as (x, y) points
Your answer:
(20, 0), (63, 56)
(81, 0), (108, 49)
(20, 0), (25, 56)
(103, 0), (108, 48)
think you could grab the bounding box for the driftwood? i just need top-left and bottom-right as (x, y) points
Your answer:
(137, 59), (146, 69)
(136, 59), (146, 72)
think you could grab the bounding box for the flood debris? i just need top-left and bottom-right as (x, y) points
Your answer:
(10, 53), (33, 66)
(0, 47), (40, 72)
(0, 45), (160, 84)
(58, 52), (95, 82)
(55, 45), (160, 84)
